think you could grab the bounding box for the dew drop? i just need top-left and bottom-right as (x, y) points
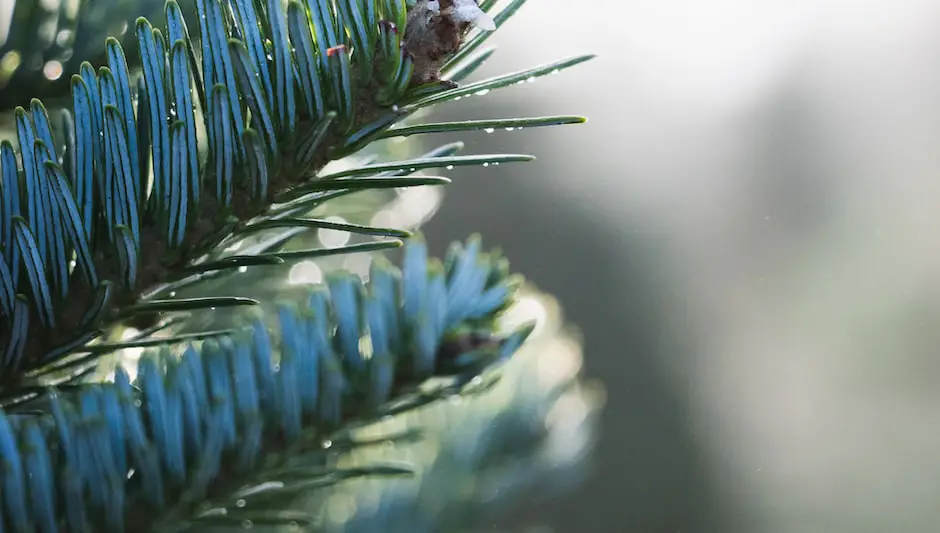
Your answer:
(474, 89), (490, 96)
(322, 439), (333, 449)
(288, 260), (323, 285)
(0, 51), (22, 76)
(550, 69), (561, 75)
(55, 29), (73, 46)
(237, 266), (248, 273)
(526, 76), (537, 83)
(454, 96), (463, 101)
(505, 127), (515, 132)
(241, 520), (253, 529)
(483, 162), (490, 167)
(493, 162), (500, 166)
(446, 165), (455, 170)
(42, 60), (63, 81)
(236, 499), (246, 508)
(483, 128), (495, 134)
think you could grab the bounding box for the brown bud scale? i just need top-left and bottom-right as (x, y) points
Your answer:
(402, 0), (475, 86)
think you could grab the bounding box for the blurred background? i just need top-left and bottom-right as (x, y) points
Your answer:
(422, 1), (940, 532)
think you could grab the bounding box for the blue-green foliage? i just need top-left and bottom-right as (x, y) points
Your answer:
(0, 0), (590, 381)
(0, 0), (595, 528)
(0, 237), (531, 532)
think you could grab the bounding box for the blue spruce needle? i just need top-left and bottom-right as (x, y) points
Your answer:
(0, 0), (597, 531)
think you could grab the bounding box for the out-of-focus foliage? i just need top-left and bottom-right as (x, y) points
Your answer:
(0, 0), (169, 105)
